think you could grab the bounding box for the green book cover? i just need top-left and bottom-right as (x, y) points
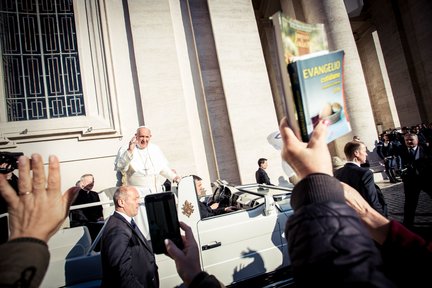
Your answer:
(288, 50), (351, 142)
(274, 12), (328, 64)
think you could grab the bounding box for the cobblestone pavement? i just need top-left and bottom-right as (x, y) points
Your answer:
(377, 180), (432, 240)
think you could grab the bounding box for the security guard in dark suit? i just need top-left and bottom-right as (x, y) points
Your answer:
(100, 186), (159, 288)
(399, 133), (432, 227)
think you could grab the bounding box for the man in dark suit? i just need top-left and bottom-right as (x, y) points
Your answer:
(255, 158), (273, 185)
(335, 140), (388, 217)
(399, 133), (432, 227)
(100, 186), (159, 288)
(192, 175), (237, 219)
(70, 174), (104, 242)
(70, 174), (103, 226)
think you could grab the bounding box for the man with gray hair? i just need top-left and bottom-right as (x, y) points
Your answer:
(70, 174), (103, 230)
(399, 132), (432, 227)
(115, 126), (180, 192)
(114, 126), (181, 238)
(100, 186), (159, 287)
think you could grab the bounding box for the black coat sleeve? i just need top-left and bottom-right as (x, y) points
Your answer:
(286, 174), (395, 287)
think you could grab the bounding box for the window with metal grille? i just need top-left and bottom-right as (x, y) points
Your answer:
(0, 0), (84, 122)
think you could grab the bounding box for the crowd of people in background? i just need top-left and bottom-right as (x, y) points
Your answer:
(376, 123), (432, 161)
(375, 122), (432, 227)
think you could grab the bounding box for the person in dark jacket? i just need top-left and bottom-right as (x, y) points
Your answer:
(255, 158), (273, 185)
(279, 118), (432, 287)
(398, 132), (432, 227)
(70, 174), (103, 226)
(192, 175), (237, 219)
(335, 140), (388, 216)
(376, 133), (402, 183)
(100, 186), (159, 288)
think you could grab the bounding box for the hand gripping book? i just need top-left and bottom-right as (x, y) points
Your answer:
(287, 50), (351, 143)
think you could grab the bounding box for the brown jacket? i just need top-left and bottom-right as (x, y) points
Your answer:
(0, 238), (50, 288)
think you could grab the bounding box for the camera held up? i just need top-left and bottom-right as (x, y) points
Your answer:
(0, 152), (24, 174)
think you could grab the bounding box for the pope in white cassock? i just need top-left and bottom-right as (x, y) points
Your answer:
(114, 126), (180, 238)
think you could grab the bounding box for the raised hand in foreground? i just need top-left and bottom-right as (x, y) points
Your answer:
(0, 154), (78, 288)
(0, 154), (78, 242)
(279, 117), (391, 244)
(279, 118), (333, 179)
(165, 221), (224, 288)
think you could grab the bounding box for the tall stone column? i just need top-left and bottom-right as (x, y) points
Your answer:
(300, 0), (377, 153)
